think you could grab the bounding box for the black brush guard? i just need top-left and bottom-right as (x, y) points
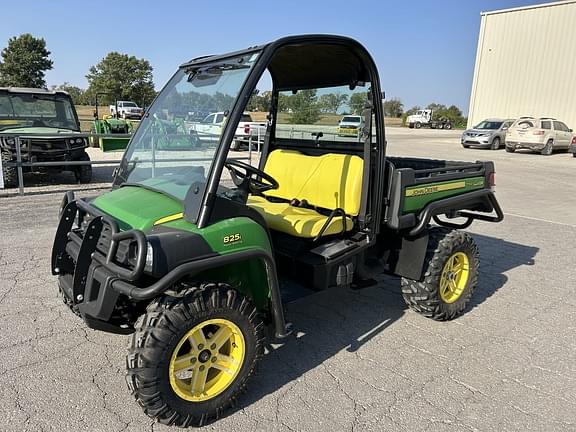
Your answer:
(51, 193), (292, 338)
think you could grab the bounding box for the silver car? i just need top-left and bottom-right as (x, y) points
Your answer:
(461, 119), (515, 150)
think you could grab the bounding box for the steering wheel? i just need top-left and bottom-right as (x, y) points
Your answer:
(224, 159), (279, 194)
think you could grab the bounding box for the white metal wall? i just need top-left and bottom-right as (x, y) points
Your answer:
(468, 1), (576, 128)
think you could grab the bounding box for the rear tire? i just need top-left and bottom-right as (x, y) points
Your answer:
(444, 123), (452, 130)
(437, 123), (444, 130)
(541, 140), (554, 156)
(491, 137), (501, 150)
(401, 228), (479, 321)
(0, 148), (18, 188)
(126, 283), (265, 427)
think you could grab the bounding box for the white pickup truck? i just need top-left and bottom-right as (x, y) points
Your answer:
(109, 101), (144, 119)
(189, 112), (266, 150)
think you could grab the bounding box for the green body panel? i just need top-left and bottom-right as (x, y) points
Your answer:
(93, 119), (133, 152)
(0, 126), (79, 135)
(91, 186), (273, 309)
(403, 176), (485, 213)
(164, 216), (273, 310)
(92, 186), (183, 231)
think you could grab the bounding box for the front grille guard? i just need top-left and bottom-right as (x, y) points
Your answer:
(51, 193), (147, 304)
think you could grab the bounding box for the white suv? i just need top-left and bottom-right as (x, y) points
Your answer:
(505, 117), (574, 155)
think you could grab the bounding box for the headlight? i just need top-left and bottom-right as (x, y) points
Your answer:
(76, 138), (83, 144)
(145, 242), (154, 272)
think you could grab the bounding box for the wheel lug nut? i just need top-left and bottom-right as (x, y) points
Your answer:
(199, 365), (205, 371)
(211, 357), (217, 363)
(198, 344), (204, 350)
(191, 358), (196, 363)
(210, 343), (216, 350)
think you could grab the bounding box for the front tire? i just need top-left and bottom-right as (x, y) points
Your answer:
(1, 148), (18, 188)
(401, 228), (479, 321)
(415, 122), (422, 129)
(75, 151), (92, 184)
(505, 146), (515, 153)
(126, 283), (265, 427)
(491, 137), (501, 150)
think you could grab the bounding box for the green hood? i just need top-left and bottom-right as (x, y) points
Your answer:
(0, 126), (79, 135)
(91, 186), (184, 231)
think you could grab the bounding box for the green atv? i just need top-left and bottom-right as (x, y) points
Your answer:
(0, 87), (91, 187)
(51, 35), (503, 427)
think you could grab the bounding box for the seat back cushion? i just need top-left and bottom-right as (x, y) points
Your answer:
(263, 149), (364, 216)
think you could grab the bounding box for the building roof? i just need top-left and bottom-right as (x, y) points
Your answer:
(481, 0), (576, 16)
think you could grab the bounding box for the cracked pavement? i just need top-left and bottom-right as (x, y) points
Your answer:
(0, 129), (575, 431)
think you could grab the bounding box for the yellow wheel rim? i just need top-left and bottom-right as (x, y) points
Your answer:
(439, 252), (470, 304)
(169, 319), (245, 402)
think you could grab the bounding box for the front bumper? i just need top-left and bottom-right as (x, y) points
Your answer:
(337, 127), (359, 136)
(52, 195), (146, 334)
(461, 136), (492, 147)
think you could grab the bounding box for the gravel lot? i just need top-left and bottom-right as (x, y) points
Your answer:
(0, 128), (575, 431)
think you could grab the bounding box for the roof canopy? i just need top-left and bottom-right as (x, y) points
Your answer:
(267, 41), (371, 91)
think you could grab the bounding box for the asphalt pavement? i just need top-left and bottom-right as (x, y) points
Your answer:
(0, 128), (574, 431)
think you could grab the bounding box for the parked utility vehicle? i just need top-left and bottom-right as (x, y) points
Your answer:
(407, 109), (453, 129)
(0, 87), (91, 187)
(51, 35), (503, 427)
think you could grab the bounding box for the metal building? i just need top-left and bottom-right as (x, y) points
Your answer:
(467, 0), (576, 128)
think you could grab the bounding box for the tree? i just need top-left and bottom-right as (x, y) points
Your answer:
(383, 98), (404, 118)
(426, 102), (447, 113)
(349, 92), (368, 115)
(86, 52), (156, 107)
(52, 83), (88, 105)
(318, 93), (349, 113)
(246, 90), (272, 112)
(288, 89), (321, 124)
(0, 34), (53, 88)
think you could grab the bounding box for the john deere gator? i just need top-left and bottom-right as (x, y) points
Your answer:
(51, 35), (503, 427)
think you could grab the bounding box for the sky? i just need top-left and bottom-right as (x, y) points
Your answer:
(1, 0), (552, 114)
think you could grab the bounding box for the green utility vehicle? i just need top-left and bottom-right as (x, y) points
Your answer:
(0, 87), (91, 187)
(89, 93), (134, 152)
(51, 35), (503, 427)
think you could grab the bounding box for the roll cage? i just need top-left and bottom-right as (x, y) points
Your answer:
(177, 35), (387, 236)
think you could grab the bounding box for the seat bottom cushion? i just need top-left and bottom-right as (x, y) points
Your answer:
(247, 196), (353, 238)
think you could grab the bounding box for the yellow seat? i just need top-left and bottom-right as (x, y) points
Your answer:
(247, 150), (363, 238)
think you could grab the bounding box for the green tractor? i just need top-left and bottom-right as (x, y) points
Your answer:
(89, 93), (134, 152)
(52, 35), (503, 426)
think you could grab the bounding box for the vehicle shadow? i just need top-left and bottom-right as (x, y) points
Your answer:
(225, 232), (539, 419)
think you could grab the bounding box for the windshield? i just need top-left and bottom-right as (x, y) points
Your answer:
(342, 116), (361, 123)
(123, 102), (137, 107)
(0, 93), (78, 131)
(115, 51), (260, 204)
(474, 120), (503, 130)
